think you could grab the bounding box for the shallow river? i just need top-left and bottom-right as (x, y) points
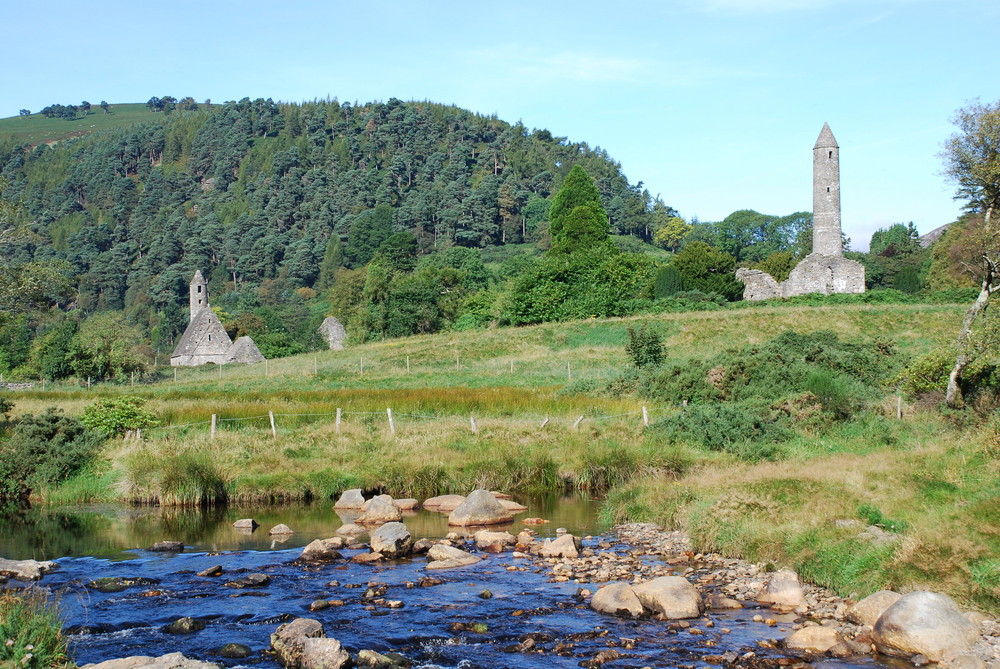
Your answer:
(1, 496), (896, 668)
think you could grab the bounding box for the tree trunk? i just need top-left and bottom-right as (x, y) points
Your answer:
(946, 206), (995, 408)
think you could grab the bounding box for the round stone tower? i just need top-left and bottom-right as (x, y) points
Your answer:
(189, 270), (208, 321)
(812, 123), (842, 256)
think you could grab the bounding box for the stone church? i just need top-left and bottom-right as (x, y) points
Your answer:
(170, 271), (265, 366)
(736, 123), (865, 300)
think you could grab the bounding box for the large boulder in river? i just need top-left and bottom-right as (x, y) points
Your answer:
(632, 576), (703, 619)
(872, 591), (980, 662)
(426, 544), (481, 570)
(356, 496), (402, 525)
(757, 569), (806, 610)
(301, 637), (349, 669)
(80, 653), (220, 669)
(0, 558), (58, 581)
(334, 489), (366, 509)
(537, 534), (581, 558)
(846, 590), (902, 626)
(371, 522), (413, 559)
(448, 489), (513, 526)
(271, 618), (325, 668)
(474, 530), (516, 553)
(591, 582), (644, 618)
(297, 539), (344, 563)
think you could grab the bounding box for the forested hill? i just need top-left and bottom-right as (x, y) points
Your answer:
(0, 98), (674, 353)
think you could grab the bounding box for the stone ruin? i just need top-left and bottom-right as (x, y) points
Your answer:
(318, 316), (347, 350)
(170, 271), (264, 366)
(736, 123), (865, 300)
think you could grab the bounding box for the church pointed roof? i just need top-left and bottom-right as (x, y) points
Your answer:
(814, 122), (839, 149)
(171, 307), (232, 358)
(191, 269), (206, 285)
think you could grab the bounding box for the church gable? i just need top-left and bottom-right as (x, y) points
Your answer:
(171, 308), (232, 360)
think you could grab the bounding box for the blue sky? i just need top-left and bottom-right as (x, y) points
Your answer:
(4, 0), (998, 250)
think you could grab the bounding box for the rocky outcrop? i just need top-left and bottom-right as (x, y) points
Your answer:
(590, 582), (644, 618)
(370, 522), (413, 559)
(0, 558), (58, 580)
(872, 591), (980, 662)
(318, 317), (347, 351)
(632, 576), (703, 619)
(448, 489), (513, 526)
(80, 654), (220, 669)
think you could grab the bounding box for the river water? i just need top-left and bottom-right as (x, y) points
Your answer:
(1, 496), (895, 668)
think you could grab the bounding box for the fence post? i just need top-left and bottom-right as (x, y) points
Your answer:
(218, 364), (222, 379)
(510, 359), (514, 373)
(265, 360), (269, 378)
(642, 406), (649, 427)
(455, 352), (460, 369)
(540, 416), (549, 429)
(567, 361), (572, 381)
(336, 408), (342, 434)
(897, 395), (903, 420)
(406, 356), (410, 374)
(314, 357), (318, 375)
(269, 411), (277, 438)
(174, 367), (177, 383)
(131, 371), (134, 388)
(211, 414), (217, 439)
(360, 357), (364, 376)
(572, 415), (584, 429)
(470, 415), (477, 434)
(387, 408), (395, 435)
(87, 376), (91, 389)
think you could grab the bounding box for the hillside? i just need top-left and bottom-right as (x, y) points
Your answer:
(0, 103), (195, 147)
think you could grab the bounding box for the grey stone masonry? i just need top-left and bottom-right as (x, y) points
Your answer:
(813, 123), (842, 256)
(189, 270), (209, 321)
(171, 270), (265, 366)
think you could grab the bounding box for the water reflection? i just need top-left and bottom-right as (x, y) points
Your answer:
(0, 493), (603, 561)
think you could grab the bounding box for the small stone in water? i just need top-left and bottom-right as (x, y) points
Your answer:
(479, 590), (493, 599)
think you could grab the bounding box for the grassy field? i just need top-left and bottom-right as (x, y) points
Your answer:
(7, 300), (1000, 614)
(0, 103), (214, 146)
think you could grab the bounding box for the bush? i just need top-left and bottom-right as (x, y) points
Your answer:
(897, 349), (953, 398)
(652, 403), (791, 456)
(80, 396), (159, 437)
(0, 409), (104, 507)
(0, 591), (72, 669)
(626, 324), (664, 368)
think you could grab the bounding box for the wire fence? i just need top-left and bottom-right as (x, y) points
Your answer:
(136, 404), (678, 440)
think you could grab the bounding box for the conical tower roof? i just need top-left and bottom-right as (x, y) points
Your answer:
(190, 269), (206, 285)
(814, 122), (839, 149)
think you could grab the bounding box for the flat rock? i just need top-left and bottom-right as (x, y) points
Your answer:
(872, 591), (980, 662)
(149, 541), (184, 552)
(269, 524), (294, 535)
(757, 569), (806, 610)
(498, 499), (528, 512)
(707, 594), (743, 610)
(537, 534), (581, 558)
(448, 489), (513, 526)
(333, 489), (366, 509)
(232, 518), (259, 530)
(474, 530), (516, 553)
(297, 539), (344, 563)
(197, 565), (223, 577)
(847, 590), (902, 626)
(426, 544), (481, 569)
(422, 494), (466, 511)
(352, 552), (384, 564)
(590, 582), (644, 618)
(301, 637), (349, 669)
(356, 496), (403, 525)
(164, 617), (206, 634)
(225, 573), (270, 588)
(0, 558), (58, 580)
(271, 618), (325, 668)
(426, 555), (481, 570)
(632, 576), (703, 619)
(217, 643), (252, 659)
(335, 523), (366, 536)
(80, 653), (221, 669)
(370, 522), (413, 559)
(395, 498), (420, 510)
(784, 626), (840, 653)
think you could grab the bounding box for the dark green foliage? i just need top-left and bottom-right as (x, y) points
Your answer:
(79, 396), (159, 437)
(0, 409), (104, 507)
(0, 397), (12, 422)
(625, 324), (664, 368)
(345, 204), (394, 268)
(652, 404), (789, 458)
(548, 165), (610, 252)
(654, 265), (685, 298)
(857, 503), (910, 533)
(671, 242), (743, 301)
(687, 210), (812, 262)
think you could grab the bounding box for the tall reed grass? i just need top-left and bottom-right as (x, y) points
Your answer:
(0, 590), (72, 669)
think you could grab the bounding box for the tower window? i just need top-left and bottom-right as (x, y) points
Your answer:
(828, 150), (832, 159)
(208, 334), (212, 341)
(827, 187), (830, 192)
(197, 286), (202, 293)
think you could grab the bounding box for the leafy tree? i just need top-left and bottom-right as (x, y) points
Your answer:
(939, 99), (1000, 407)
(755, 251), (796, 283)
(80, 396), (158, 437)
(654, 265), (685, 298)
(548, 165), (608, 250)
(18, 109), (30, 116)
(80, 101), (91, 114)
(653, 216), (692, 252)
(345, 204), (394, 267)
(68, 312), (148, 381)
(100, 101), (110, 114)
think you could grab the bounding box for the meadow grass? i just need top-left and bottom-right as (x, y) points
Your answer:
(0, 104), (214, 147)
(0, 590), (73, 669)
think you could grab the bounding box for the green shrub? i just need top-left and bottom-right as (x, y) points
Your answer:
(80, 396), (159, 437)
(803, 370), (863, 420)
(625, 324), (664, 368)
(652, 403), (791, 457)
(654, 265), (685, 298)
(0, 408), (104, 507)
(897, 349), (953, 398)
